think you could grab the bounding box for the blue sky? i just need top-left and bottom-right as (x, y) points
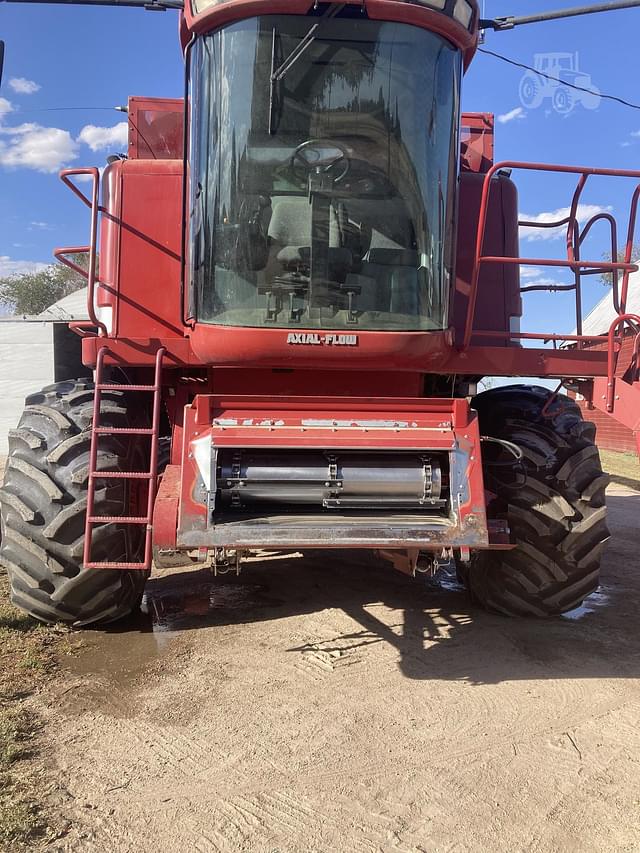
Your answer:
(1, 0), (639, 338)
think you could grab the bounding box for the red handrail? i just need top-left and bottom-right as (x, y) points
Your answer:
(579, 212), (620, 309)
(633, 330), (640, 382)
(54, 167), (107, 336)
(464, 160), (640, 351)
(606, 313), (640, 411)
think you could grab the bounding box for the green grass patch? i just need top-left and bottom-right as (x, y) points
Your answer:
(0, 572), (74, 848)
(0, 797), (43, 850)
(600, 449), (640, 491)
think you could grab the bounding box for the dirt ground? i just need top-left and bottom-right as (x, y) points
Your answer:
(18, 481), (635, 853)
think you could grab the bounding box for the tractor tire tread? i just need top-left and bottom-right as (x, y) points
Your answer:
(0, 379), (149, 626)
(467, 384), (609, 617)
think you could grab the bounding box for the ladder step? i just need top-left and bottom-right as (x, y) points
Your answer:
(84, 345), (166, 571)
(96, 383), (156, 392)
(94, 427), (154, 435)
(92, 471), (154, 480)
(88, 515), (149, 524)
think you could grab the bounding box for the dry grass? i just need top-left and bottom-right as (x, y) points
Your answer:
(0, 572), (76, 849)
(600, 449), (640, 491)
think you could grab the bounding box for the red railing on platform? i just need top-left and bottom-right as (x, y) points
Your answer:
(464, 161), (640, 352)
(54, 167), (107, 337)
(465, 160), (640, 419)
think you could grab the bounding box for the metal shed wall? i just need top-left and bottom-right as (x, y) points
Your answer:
(0, 321), (54, 455)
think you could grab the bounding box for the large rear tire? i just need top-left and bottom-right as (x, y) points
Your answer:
(0, 380), (150, 627)
(466, 385), (610, 617)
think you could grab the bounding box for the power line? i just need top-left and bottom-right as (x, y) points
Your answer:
(6, 106), (119, 114)
(478, 47), (640, 111)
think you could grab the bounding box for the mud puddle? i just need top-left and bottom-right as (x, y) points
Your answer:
(142, 572), (282, 632)
(60, 550), (624, 718)
(63, 567), (284, 713)
(62, 556), (479, 698)
(561, 586), (612, 620)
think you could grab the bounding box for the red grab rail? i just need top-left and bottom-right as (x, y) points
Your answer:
(54, 167), (107, 336)
(606, 313), (640, 411)
(464, 161), (640, 351)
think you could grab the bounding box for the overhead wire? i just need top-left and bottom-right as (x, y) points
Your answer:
(6, 13), (640, 117)
(1, 106), (121, 114)
(478, 46), (640, 111)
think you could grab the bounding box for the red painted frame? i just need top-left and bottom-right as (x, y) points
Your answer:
(58, 152), (635, 385)
(169, 394), (488, 551)
(465, 160), (640, 350)
(47, 2), (640, 561)
(54, 167), (107, 337)
(460, 112), (494, 173)
(182, 0), (479, 69)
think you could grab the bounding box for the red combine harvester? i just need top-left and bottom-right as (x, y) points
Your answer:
(2, 0), (640, 626)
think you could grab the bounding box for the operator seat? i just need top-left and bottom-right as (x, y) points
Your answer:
(353, 202), (420, 315)
(267, 196), (352, 280)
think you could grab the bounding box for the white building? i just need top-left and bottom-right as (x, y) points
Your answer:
(0, 288), (89, 455)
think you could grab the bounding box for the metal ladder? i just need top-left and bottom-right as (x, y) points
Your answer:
(83, 346), (166, 570)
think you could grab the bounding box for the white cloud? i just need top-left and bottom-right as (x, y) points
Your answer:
(29, 221), (52, 230)
(521, 275), (568, 288)
(520, 266), (543, 279)
(0, 98), (13, 118)
(497, 107), (525, 124)
(517, 265), (572, 291)
(0, 255), (49, 277)
(77, 122), (128, 152)
(620, 130), (640, 146)
(519, 204), (612, 241)
(75, 166), (106, 184)
(8, 77), (40, 95)
(0, 122), (79, 173)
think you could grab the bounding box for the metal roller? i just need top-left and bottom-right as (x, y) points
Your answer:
(217, 451), (444, 511)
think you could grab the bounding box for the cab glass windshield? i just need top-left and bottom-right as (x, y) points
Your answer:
(190, 15), (461, 331)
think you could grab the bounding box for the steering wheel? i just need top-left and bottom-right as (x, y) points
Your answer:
(291, 139), (350, 187)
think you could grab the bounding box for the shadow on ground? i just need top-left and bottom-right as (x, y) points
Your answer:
(85, 491), (640, 685)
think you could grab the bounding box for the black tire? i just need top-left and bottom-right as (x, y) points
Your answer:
(0, 380), (150, 627)
(465, 384), (610, 617)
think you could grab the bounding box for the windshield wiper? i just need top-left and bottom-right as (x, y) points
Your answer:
(268, 3), (345, 135)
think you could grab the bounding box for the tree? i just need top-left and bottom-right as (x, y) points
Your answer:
(0, 253), (89, 316)
(598, 242), (640, 286)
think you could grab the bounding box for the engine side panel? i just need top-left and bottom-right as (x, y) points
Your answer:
(99, 159), (185, 342)
(453, 172), (522, 347)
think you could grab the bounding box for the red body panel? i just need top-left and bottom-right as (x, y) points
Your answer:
(84, 147), (614, 380)
(127, 96), (184, 160)
(182, 0), (479, 69)
(460, 112), (494, 174)
(171, 395), (488, 551)
(50, 0), (640, 569)
(454, 172), (521, 347)
(99, 159), (185, 342)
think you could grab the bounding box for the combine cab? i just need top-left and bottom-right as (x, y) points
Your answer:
(1, 0), (638, 626)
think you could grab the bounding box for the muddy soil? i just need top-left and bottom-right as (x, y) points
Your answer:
(32, 484), (640, 852)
